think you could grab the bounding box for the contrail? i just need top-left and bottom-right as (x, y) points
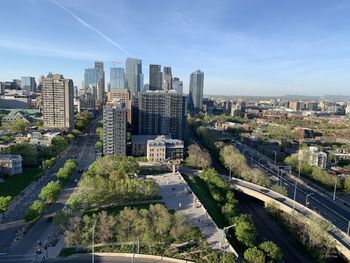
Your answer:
(51, 0), (130, 55)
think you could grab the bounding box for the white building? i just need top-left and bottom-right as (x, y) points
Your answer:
(0, 154), (23, 175)
(146, 135), (184, 162)
(298, 146), (327, 169)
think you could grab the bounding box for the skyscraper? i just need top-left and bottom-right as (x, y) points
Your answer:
(172, 77), (183, 94)
(21, 76), (37, 93)
(95, 61), (105, 102)
(149, 64), (162, 91)
(110, 67), (125, 91)
(42, 73), (74, 130)
(162, 67), (172, 91)
(189, 70), (204, 113)
(103, 101), (127, 156)
(84, 61), (105, 103)
(125, 58), (143, 95)
(135, 91), (187, 140)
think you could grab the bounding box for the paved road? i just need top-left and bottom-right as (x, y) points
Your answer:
(231, 140), (350, 250)
(0, 118), (99, 260)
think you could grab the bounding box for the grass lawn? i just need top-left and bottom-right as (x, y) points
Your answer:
(182, 173), (225, 228)
(0, 168), (42, 197)
(59, 247), (78, 257)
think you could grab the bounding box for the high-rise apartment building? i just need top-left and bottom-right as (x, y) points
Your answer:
(189, 70), (204, 113)
(289, 101), (303, 111)
(42, 73), (74, 130)
(162, 67), (172, 91)
(110, 67), (125, 91)
(125, 58), (143, 95)
(149, 64), (162, 91)
(172, 77), (183, 94)
(21, 77), (37, 93)
(84, 61), (105, 103)
(135, 91), (186, 140)
(103, 101), (127, 156)
(107, 89), (131, 124)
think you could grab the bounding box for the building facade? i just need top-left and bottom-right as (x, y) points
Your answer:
(103, 102), (127, 156)
(110, 67), (125, 91)
(172, 77), (183, 94)
(21, 77), (37, 93)
(125, 58), (143, 95)
(84, 61), (105, 104)
(42, 73), (74, 130)
(146, 135), (184, 162)
(189, 70), (204, 113)
(162, 66), (172, 91)
(107, 89), (132, 125)
(136, 91), (186, 140)
(149, 64), (162, 91)
(0, 154), (22, 175)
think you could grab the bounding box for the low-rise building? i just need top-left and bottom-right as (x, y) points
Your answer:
(146, 135), (184, 162)
(0, 154), (23, 175)
(298, 146), (327, 169)
(131, 135), (159, 156)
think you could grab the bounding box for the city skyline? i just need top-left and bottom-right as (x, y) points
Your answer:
(1, 0), (350, 96)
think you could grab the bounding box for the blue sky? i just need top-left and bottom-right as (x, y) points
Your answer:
(1, 0), (350, 96)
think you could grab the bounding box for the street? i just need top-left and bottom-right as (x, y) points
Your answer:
(0, 118), (99, 261)
(231, 140), (350, 250)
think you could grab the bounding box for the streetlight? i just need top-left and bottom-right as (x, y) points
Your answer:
(220, 224), (236, 263)
(92, 223), (96, 263)
(333, 179), (337, 201)
(305, 193), (314, 207)
(292, 181), (298, 212)
(273, 151), (277, 164)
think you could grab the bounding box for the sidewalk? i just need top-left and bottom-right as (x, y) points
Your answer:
(148, 172), (237, 255)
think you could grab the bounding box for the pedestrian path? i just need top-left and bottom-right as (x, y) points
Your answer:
(148, 172), (237, 255)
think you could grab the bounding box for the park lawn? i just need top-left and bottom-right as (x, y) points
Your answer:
(0, 168), (42, 197)
(182, 173), (226, 228)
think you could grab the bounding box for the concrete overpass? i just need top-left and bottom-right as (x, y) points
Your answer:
(231, 178), (350, 260)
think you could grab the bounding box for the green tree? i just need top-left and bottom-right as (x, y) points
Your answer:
(10, 119), (28, 133)
(53, 209), (71, 230)
(235, 214), (256, 247)
(344, 176), (350, 194)
(8, 143), (38, 166)
(52, 136), (68, 153)
(259, 241), (283, 262)
(270, 184), (288, 196)
(0, 196), (12, 218)
(244, 247), (266, 263)
(25, 200), (45, 221)
(42, 157), (56, 170)
(187, 144), (212, 169)
(39, 181), (62, 204)
(95, 141), (103, 151)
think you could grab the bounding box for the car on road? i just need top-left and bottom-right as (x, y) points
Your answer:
(46, 216), (53, 223)
(74, 179), (78, 183)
